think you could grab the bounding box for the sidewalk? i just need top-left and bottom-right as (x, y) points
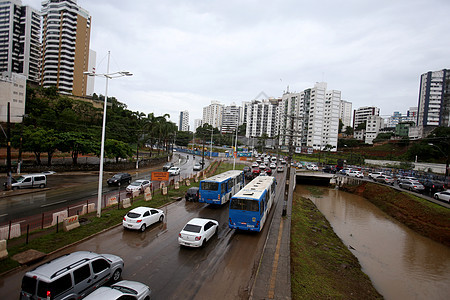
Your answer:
(251, 170), (293, 300)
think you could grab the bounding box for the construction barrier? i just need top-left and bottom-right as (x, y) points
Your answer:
(144, 190), (152, 201)
(0, 240), (7, 260)
(185, 179), (191, 186)
(162, 187), (168, 195)
(194, 176), (198, 183)
(174, 182), (179, 190)
(81, 203), (96, 215)
(132, 190), (140, 198)
(62, 215), (80, 232)
(0, 223), (21, 240)
(51, 211), (68, 226)
(121, 198), (131, 209)
(108, 196), (118, 206)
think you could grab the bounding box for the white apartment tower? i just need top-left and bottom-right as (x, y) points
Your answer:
(245, 99), (279, 138)
(221, 103), (241, 134)
(0, 71), (26, 122)
(339, 100), (352, 128)
(353, 106), (380, 129)
(0, 0), (41, 83)
(278, 82), (340, 151)
(202, 101), (223, 129)
(194, 119), (203, 131)
(41, 0), (91, 96)
(178, 110), (189, 131)
(417, 69), (450, 129)
(365, 115), (384, 144)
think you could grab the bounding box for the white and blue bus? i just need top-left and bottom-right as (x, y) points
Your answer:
(228, 176), (276, 232)
(199, 170), (245, 205)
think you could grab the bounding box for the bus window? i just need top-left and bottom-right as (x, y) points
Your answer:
(230, 198), (259, 211)
(202, 182), (219, 191)
(221, 183), (226, 194)
(260, 200), (264, 215)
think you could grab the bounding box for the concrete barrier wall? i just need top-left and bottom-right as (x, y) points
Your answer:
(81, 203), (96, 215)
(51, 211), (68, 226)
(174, 182), (179, 190)
(186, 179), (191, 186)
(0, 224), (21, 240)
(145, 191), (152, 201)
(162, 187), (168, 195)
(63, 215), (80, 232)
(0, 240), (7, 259)
(108, 196), (118, 206)
(121, 198), (131, 209)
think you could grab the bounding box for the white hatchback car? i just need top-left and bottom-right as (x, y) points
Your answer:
(123, 207), (164, 232)
(83, 280), (151, 300)
(126, 179), (151, 193)
(168, 166), (181, 176)
(178, 218), (219, 248)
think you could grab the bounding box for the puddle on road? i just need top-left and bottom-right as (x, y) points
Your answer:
(296, 185), (450, 300)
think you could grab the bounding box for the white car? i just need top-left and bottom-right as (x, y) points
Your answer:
(168, 166), (181, 176)
(259, 163), (266, 169)
(347, 171), (364, 178)
(433, 190), (450, 203)
(83, 280), (151, 300)
(368, 171), (383, 179)
(193, 163), (202, 171)
(252, 162), (259, 168)
(126, 179), (151, 193)
(270, 163), (277, 169)
(277, 166), (284, 172)
(178, 218), (219, 248)
(123, 207), (165, 232)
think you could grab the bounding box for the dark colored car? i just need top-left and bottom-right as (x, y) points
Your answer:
(185, 187), (199, 202)
(252, 167), (261, 177)
(163, 162), (174, 171)
(265, 167), (272, 176)
(422, 180), (446, 194)
(107, 173), (131, 186)
(243, 166), (251, 174)
(322, 165), (336, 174)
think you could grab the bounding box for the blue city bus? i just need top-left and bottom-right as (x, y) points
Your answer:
(228, 176), (276, 232)
(199, 170), (245, 205)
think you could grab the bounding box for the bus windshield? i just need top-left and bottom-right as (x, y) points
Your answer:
(230, 198), (259, 212)
(201, 182), (219, 191)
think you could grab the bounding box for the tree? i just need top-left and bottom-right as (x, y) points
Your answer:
(105, 139), (133, 162)
(57, 132), (98, 165)
(344, 126), (354, 136)
(339, 119), (344, 133)
(373, 132), (394, 143)
(355, 121), (366, 131)
(175, 131), (192, 147)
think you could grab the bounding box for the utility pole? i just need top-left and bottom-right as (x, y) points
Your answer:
(283, 114), (296, 216)
(6, 102), (12, 190)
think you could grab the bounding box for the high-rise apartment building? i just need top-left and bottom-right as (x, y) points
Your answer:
(417, 69), (450, 129)
(178, 110), (189, 131)
(406, 107), (418, 123)
(41, 0), (92, 96)
(353, 106), (380, 129)
(194, 119), (203, 131)
(202, 101), (223, 129)
(339, 100), (352, 128)
(278, 82), (340, 151)
(365, 115), (384, 144)
(0, 71), (26, 122)
(0, 0), (41, 83)
(221, 103), (241, 134)
(245, 99), (278, 138)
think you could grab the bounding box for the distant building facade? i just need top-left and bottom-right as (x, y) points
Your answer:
(245, 99), (278, 138)
(0, 71), (26, 122)
(339, 99), (352, 128)
(221, 103), (241, 134)
(365, 115), (384, 144)
(178, 110), (189, 131)
(353, 106), (380, 129)
(194, 119), (203, 131)
(202, 100), (223, 129)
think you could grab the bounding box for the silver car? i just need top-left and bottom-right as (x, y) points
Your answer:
(83, 280), (151, 300)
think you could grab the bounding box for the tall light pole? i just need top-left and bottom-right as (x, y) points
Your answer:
(233, 125), (238, 169)
(84, 51), (132, 217)
(428, 143), (449, 178)
(210, 129), (213, 159)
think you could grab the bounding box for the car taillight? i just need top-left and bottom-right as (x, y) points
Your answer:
(123, 217), (126, 221)
(178, 233), (181, 237)
(218, 194), (221, 200)
(229, 218), (232, 224)
(47, 290), (51, 298)
(137, 219), (142, 223)
(195, 236), (201, 241)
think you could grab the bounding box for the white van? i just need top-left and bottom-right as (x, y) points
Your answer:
(11, 174), (47, 189)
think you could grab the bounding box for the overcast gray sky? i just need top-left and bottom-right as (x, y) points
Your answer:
(24, 0), (450, 127)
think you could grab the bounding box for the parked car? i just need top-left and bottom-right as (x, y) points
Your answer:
(123, 207), (164, 232)
(322, 165), (336, 174)
(185, 187), (200, 202)
(398, 180), (425, 193)
(178, 218), (219, 248)
(243, 166), (251, 174)
(368, 171), (383, 179)
(107, 173), (132, 186)
(269, 163), (277, 169)
(277, 166), (284, 172)
(259, 163), (266, 169)
(374, 175), (395, 185)
(7, 174), (47, 190)
(193, 163), (202, 171)
(433, 190), (450, 203)
(348, 170), (364, 178)
(126, 179), (151, 193)
(422, 180), (446, 194)
(20, 251), (124, 300)
(163, 162), (174, 171)
(83, 280), (151, 300)
(168, 166), (181, 176)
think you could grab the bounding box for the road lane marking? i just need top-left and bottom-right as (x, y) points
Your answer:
(41, 200), (67, 207)
(267, 218), (284, 299)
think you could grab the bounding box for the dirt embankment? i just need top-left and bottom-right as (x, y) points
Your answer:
(342, 182), (450, 247)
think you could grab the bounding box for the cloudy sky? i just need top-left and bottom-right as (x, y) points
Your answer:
(23, 0), (450, 128)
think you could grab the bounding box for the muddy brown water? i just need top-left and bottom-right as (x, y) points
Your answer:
(296, 185), (450, 300)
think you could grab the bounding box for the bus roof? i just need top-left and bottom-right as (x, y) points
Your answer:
(202, 170), (243, 183)
(232, 176), (275, 199)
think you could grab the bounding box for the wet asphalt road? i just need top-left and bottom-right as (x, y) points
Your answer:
(0, 169), (287, 300)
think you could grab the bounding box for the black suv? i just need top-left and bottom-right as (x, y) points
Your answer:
(163, 162), (174, 171)
(107, 173), (132, 186)
(185, 187), (199, 202)
(422, 180), (445, 194)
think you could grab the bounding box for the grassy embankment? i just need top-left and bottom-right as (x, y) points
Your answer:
(342, 182), (450, 247)
(290, 188), (383, 299)
(0, 162), (246, 274)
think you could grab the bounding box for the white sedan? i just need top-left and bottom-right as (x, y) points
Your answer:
(168, 166), (181, 176)
(252, 162), (259, 168)
(270, 163), (277, 169)
(125, 179), (151, 193)
(434, 190), (450, 203)
(123, 207), (165, 232)
(178, 218), (219, 247)
(83, 280), (151, 300)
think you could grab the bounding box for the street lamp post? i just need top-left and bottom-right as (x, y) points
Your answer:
(428, 143), (449, 178)
(210, 129), (213, 159)
(233, 125), (238, 170)
(84, 51), (132, 218)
